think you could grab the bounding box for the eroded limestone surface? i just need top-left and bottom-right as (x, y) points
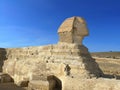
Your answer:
(58, 17), (89, 45)
(0, 16), (120, 90)
(3, 43), (103, 85)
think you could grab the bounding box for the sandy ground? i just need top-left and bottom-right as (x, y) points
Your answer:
(0, 83), (27, 90)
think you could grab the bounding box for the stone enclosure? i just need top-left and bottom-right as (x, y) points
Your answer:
(0, 16), (120, 90)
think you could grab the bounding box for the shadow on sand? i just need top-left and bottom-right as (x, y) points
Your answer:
(103, 74), (120, 80)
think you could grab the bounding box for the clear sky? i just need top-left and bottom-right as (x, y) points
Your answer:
(0, 0), (120, 52)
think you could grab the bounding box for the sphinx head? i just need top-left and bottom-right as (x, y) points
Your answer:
(58, 16), (89, 45)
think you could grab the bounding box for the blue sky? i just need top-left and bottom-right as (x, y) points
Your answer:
(0, 0), (120, 52)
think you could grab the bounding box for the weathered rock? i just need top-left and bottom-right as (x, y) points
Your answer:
(61, 77), (120, 90)
(0, 73), (13, 83)
(1, 16), (103, 90)
(28, 80), (49, 90)
(0, 16), (120, 90)
(2, 43), (103, 85)
(58, 16), (89, 45)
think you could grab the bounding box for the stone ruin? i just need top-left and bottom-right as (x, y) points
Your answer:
(0, 16), (120, 90)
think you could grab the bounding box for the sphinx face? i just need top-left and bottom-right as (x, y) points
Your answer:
(73, 17), (89, 36)
(58, 16), (89, 45)
(72, 17), (89, 45)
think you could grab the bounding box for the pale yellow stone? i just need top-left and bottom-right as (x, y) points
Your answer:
(58, 16), (89, 45)
(0, 17), (120, 90)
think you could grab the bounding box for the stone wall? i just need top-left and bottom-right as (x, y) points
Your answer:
(60, 78), (120, 90)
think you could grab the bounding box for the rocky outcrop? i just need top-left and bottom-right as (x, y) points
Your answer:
(2, 43), (103, 85)
(0, 16), (120, 90)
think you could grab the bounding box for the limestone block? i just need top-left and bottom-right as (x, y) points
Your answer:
(28, 80), (49, 90)
(61, 78), (120, 90)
